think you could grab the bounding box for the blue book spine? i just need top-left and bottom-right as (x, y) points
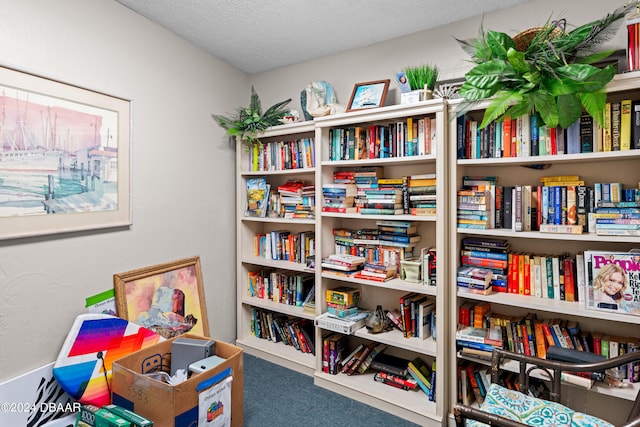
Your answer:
(530, 114), (539, 156)
(429, 366), (436, 401)
(542, 186), (549, 224)
(553, 186), (562, 225)
(456, 340), (498, 352)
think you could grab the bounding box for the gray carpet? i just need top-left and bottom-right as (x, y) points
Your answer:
(243, 353), (421, 427)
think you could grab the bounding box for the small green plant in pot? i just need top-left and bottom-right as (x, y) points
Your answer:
(404, 64), (440, 92)
(455, 3), (633, 129)
(212, 86), (291, 144)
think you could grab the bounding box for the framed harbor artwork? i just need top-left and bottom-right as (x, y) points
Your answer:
(113, 256), (210, 339)
(0, 64), (131, 240)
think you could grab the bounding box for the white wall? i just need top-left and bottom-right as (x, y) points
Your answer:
(251, 0), (628, 114)
(0, 0), (247, 381)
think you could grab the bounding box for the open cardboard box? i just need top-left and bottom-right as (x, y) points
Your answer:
(112, 334), (243, 427)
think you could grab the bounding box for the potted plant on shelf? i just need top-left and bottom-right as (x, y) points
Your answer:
(455, 3), (634, 129)
(212, 86), (291, 144)
(401, 64), (439, 103)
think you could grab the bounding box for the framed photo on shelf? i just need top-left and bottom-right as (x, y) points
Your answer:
(346, 79), (390, 112)
(0, 64), (131, 240)
(114, 256), (210, 339)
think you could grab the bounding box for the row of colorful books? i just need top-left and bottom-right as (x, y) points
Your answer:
(457, 360), (550, 406)
(393, 293), (435, 340)
(456, 312), (640, 382)
(320, 335), (437, 400)
(322, 167), (437, 216)
(253, 230), (315, 264)
(456, 102), (640, 160)
(327, 117), (437, 161)
(457, 174), (640, 235)
(459, 237), (640, 317)
(270, 180), (316, 219)
(247, 137), (315, 171)
(247, 269), (314, 307)
(250, 308), (315, 354)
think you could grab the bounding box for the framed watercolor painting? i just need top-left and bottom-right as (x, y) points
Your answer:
(346, 79), (390, 112)
(0, 64), (131, 240)
(114, 256), (210, 339)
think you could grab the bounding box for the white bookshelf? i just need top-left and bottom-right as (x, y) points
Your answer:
(447, 72), (640, 418)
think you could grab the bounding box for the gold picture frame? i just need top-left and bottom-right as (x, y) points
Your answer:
(346, 79), (390, 112)
(114, 256), (210, 339)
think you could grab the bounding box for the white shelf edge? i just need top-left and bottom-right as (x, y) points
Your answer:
(455, 290), (640, 325)
(242, 296), (316, 320)
(236, 335), (315, 376)
(314, 371), (441, 426)
(242, 255), (314, 273)
(321, 270), (438, 295)
(456, 227), (640, 243)
(241, 216), (316, 224)
(240, 167), (316, 176)
(353, 327), (438, 356)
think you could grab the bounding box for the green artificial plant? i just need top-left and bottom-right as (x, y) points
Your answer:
(456, 3), (634, 129)
(404, 64), (440, 91)
(212, 86), (291, 143)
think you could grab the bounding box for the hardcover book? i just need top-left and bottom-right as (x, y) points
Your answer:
(584, 250), (640, 316)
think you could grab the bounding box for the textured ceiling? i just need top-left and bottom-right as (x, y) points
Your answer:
(115, 0), (529, 74)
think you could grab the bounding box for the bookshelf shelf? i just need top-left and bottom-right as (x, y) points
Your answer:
(314, 371), (440, 426)
(236, 335), (315, 376)
(456, 227), (640, 242)
(454, 291), (640, 325)
(322, 270), (438, 295)
(447, 71), (640, 419)
(242, 255), (312, 273)
(241, 296), (316, 320)
(353, 327), (438, 356)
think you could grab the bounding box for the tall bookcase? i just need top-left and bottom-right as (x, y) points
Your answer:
(235, 120), (318, 376)
(447, 72), (640, 423)
(311, 101), (449, 426)
(235, 101), (450, 426)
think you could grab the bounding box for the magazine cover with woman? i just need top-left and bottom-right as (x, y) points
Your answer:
(584, 250), (640, 316)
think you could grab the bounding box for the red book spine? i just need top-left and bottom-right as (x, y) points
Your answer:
(369, 125), (376, 159)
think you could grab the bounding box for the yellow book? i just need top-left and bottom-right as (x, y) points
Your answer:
(621, 99), (632, 150)
(542, 180), (585, 187)
(603, 102), (612, 151)
(540, 175), (580, 183)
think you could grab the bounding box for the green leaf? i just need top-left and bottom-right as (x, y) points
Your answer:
(479, 91), (522, 128)
(460, 60), (516, 100)
(486, 31), (515, 59)
(531, 90), (559, 128)
(575, 49), (616, 65)
(581, 91), (607, 128)
(506, 48), (529, 74)
(556, 94), (583, 128)
(459, 82), (497, 101)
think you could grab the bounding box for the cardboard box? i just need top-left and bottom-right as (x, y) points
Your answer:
(112, 335), (243, 427)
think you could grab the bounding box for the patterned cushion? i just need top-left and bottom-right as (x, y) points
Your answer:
(467, 383), (614, 427)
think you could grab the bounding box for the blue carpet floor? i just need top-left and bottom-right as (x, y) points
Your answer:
(243, 353), (421, 427)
